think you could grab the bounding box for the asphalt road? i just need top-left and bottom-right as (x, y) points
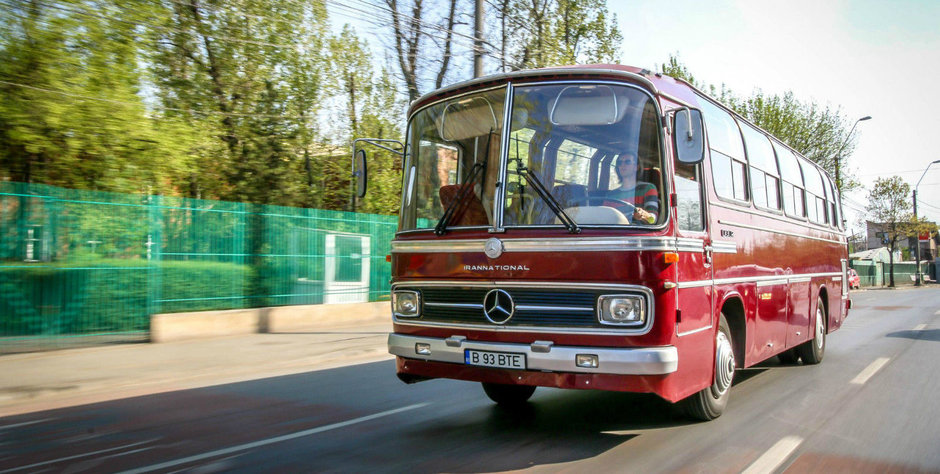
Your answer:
(2, 287), (938, 473)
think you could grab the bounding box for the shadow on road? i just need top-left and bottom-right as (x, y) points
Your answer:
(887, 329), (940, 342)
(0, 358), (774, 472)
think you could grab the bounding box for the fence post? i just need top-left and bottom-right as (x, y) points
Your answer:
(146, 194), (162, 319)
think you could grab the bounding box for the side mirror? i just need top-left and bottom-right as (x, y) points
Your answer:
(354, 149), (368, 198)
(673, 107), (705, 164)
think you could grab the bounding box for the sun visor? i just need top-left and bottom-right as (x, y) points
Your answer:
(438, 97), (501, 141)
(549, 85), (631, 126)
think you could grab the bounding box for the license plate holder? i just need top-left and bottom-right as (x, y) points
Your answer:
(464, 349), (526, 370)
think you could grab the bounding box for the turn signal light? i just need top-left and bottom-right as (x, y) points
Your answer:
(663, 252), (679, 265)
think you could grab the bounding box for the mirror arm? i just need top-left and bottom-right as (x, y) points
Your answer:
(352, 138), (404, 157)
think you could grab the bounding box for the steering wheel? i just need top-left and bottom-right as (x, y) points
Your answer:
(573, 197), (637, 212)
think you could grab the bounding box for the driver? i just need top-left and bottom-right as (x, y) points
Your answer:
(609, 152), (659, 224)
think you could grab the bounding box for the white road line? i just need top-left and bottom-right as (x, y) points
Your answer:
(913, 324), (926, 331)
(935, 310), (940, 315)
(851, 357), (890, 385)
(120, 402), (430, 474)
(742, 435), (804, 474)
(0, 440), (155, 473)
(0, 418), (54, 431)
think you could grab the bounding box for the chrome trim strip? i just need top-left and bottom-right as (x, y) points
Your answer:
(391, 236), (679, 253)
(515, 305), (595, 313)
(676, 237), (704, 252)
(677, 272), (842, 289)
(493, 83), (514, 233)
(715, 215), (845, 245)
(393, 280), (654, 335)
(677, 325), (712, 337)
(711, 240), (738, 254)
(425, 302), (484, 310)
(388, 333), (678, 375)
(756, 279), (788, 288)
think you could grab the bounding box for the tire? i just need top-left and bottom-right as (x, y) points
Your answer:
(796, 300), (826, 365)
(682, 314), (735, 421)
(482, 382), (536, 406)
(777, 348), (800, 365)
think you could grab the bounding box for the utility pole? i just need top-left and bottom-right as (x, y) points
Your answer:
(913, 159), (940, 286)
(474, 0), (484, 78)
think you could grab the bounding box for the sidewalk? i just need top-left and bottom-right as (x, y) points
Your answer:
(0, 318), (393, 417)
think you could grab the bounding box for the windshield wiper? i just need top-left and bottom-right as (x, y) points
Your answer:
(515, 164), (581, 234)
(434, 161), (486, 236)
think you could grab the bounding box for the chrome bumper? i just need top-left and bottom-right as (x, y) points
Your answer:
(388, 333), (678, 375)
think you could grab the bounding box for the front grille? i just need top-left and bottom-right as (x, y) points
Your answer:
(400, 285), (637, 329)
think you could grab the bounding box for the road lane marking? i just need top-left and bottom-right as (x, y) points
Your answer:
(0, 418), (55, 431)
(121, 402), (430, 474)
(913, 324), (926, 331)
(742, 435), (803, 474)
(851, 357), (890, 385)
(0, 440), (155, 473)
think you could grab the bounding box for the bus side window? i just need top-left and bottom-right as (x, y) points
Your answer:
(675, 160), (704, 231)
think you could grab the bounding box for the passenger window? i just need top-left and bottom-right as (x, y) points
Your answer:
(740, 122), (781, 210)
(773, 141), (805, 218)
(701, 98), (747, 203)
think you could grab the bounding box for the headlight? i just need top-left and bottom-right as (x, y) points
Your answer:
(392, 290), (421, 318)
(597, 295), (646, 326)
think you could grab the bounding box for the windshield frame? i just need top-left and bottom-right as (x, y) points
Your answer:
(398, 79), (668, 236)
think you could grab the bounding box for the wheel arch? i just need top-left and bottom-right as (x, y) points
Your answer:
(718, 293), (746, 369)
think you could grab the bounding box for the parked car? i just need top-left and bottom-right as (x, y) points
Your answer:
(847, 268), (861, 289)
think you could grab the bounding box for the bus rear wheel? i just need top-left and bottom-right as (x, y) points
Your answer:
(796, 301), (826, 364)
(682, 315), (734, 421)
(482, 382), (536, 406)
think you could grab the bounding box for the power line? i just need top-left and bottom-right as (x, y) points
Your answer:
(0, 80), (320, 120)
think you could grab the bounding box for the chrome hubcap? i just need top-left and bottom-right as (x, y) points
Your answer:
(713, 331), (735, 397)
(815, 306), (825, 350)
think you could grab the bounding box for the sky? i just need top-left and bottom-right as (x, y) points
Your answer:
(610, 0), (940, 233)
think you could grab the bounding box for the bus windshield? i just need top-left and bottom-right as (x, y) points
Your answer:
(399, 82), (664, 232)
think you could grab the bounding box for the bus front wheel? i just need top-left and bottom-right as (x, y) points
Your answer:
(682, 314), (734, 421)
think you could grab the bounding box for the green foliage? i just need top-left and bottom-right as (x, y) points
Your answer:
(495, 0), (622, 70)
(867, 176), (914, 286)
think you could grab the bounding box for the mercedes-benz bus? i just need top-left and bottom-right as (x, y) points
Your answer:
(355, 64), (850, 420)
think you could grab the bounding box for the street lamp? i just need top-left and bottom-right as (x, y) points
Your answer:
(913, 159), (940, 286)
(835, 116), (872, 193)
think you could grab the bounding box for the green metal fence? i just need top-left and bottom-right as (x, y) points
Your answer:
(0, 182), (397, 351)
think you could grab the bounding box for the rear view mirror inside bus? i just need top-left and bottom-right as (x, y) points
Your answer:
(354, 149), (368, 198)
(673, 108), (705, 164)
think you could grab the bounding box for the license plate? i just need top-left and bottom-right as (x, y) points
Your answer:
(465, 349), (526, 370)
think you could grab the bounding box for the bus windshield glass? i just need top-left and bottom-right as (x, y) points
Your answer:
(399, 83), (664, 232)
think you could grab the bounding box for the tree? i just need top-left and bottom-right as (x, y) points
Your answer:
(866, 177), (915, 287)
(384, 0), (461, 103)
(328, 26), (403, 215)
(492, 0), (621, 70)
(658, 54), (861, 192)
(0, 0), (187, 193)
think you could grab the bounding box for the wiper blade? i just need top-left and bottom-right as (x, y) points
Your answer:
(516, 165), (581, 234)
(434, 162), (485, 236)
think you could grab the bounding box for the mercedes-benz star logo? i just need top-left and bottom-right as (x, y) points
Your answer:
(483, 289), (514, 325)
(484, 237), (503, 259)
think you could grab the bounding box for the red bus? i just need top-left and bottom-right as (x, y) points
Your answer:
(356, 64), (850, 420)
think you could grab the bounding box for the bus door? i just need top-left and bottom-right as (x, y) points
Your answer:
(674, 159), (713, 337)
